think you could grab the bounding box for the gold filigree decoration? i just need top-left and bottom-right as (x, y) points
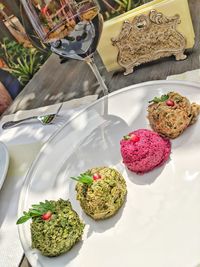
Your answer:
(111, 10), (187, 75)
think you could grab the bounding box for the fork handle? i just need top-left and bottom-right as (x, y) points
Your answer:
(2, 116), (38, 129)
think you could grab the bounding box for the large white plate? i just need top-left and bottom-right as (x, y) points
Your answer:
(18, 81), (200, 267)
(0, 141), (9, 190)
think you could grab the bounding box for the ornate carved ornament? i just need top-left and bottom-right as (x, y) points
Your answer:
(111, 10), (187, 75)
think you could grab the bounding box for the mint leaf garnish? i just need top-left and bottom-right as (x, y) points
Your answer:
(71, 173), (93, 185)
(149, 94), (169, 103)
(16, 200), (55, 224)
(160, 95), (169, 102)
(123, 135), (131, 140)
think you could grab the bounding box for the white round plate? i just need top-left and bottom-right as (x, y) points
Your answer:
(18, 81), (200, 267)
(0, 141), (9, 190)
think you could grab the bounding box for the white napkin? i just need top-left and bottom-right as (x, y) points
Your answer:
(0, 95), (98, 267)
(166, 68), (200, 82)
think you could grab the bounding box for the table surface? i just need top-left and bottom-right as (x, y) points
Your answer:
(2, 0), (199, 266)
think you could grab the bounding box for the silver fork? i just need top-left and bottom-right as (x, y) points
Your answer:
(2, 103), (63, 129)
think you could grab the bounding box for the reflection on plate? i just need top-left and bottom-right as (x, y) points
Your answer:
(0, 141), (9, 190)
(18, 81), (200, 267)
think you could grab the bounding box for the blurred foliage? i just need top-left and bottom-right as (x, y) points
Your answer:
(100, 0), (153, 20)
(0, 38), (51, 86)
(0, 3), (4, 10)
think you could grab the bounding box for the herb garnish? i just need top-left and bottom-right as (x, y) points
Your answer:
(149, 94), (169, 103)
(16, 200), (55, 224)
(123, 134), (140, 143)
(123, 135), (131, 140)
(71, 173), (93, 185)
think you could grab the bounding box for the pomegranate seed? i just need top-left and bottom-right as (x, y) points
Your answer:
(41, 211), (52, 221)
(130, 134), (140, 143)
(166, 100), (175, 107)
(93, 173), (101, 181)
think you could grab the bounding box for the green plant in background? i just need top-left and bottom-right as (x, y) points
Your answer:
(0, 38), (51, 86)
(100, 0), (153, 20)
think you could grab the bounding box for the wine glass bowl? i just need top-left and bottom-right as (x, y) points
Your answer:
(22, 0), (103, 60)
(21, 0), (109, 96)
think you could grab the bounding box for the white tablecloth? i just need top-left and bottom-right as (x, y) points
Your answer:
(0, 95), (98, 267)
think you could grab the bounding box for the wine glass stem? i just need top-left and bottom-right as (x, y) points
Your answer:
(86, 57), (109, 96)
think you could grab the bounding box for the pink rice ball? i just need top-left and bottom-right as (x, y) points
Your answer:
(120, 129), (171, 174)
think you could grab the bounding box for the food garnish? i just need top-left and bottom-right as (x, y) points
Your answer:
(92, 173), (101, 180)
(166, 99), (175, 106)
(41, 211), (52, 221)
(123, 134), (140, 142)
(149, 94), (169, 103)
(71, 172), (102, 185)
(16, 200), (55, 224)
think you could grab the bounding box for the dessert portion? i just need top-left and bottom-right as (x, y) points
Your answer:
(72, 167), (127, 220)
(120, 129), (171, 174)
(17, 199), (84, 257)
(148, 92), (200, 138)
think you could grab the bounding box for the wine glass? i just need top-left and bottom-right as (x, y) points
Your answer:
(20, 0), (109, 98)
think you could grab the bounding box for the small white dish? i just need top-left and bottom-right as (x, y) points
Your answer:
(0, 141), (9, 190)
